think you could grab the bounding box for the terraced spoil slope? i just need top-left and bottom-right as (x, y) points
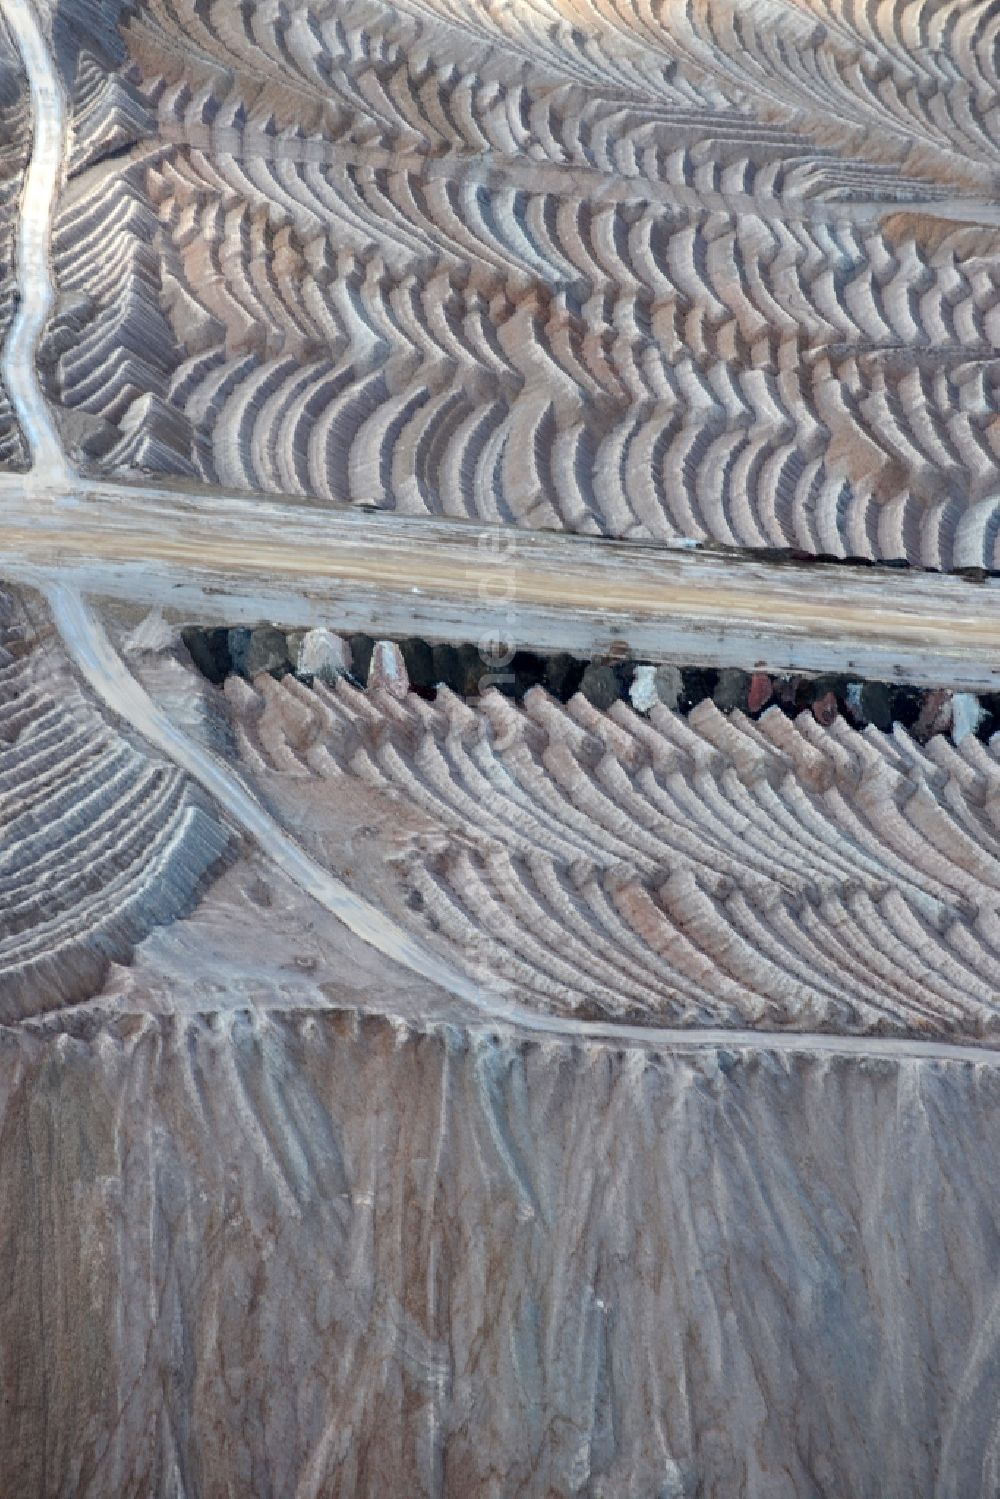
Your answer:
(35, 0), (1000, 567)
(0, 588), (230, 1016)
(219, 664), (1000, 1038)
(0, 10), (30, 468)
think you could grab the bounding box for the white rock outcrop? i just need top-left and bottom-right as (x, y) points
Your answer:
(296, 627), (351, 684)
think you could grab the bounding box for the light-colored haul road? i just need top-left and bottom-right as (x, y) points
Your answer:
(4, 480), (1000, 690)
(1, 0), (69, 485)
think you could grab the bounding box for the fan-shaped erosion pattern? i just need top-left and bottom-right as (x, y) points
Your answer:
(224, 664), (1000, 1040)
(3, 1008), (1000, 1499)
(35, 0), (1000, 566)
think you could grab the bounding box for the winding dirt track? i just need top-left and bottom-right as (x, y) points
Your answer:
(47, 582), (494, 1010)
(5, 0), (1000, 1061)
(1, 0), (68, 484)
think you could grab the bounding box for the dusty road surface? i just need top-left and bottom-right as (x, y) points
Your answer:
(0, 480), (999, 686)
(1, 0), (67, 484)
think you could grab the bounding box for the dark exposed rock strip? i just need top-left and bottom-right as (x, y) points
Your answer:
(181, 621), (1000, 744)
